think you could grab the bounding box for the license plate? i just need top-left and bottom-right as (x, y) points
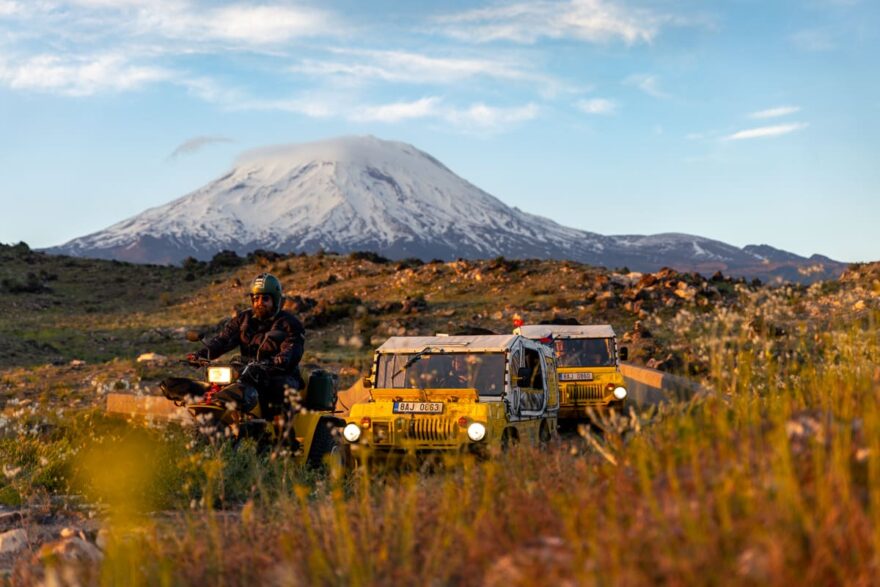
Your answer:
(560, 372), (593, 381)
(393, 401), (444, 414)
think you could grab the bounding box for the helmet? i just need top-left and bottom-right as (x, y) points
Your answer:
(250, 273), (283, 317)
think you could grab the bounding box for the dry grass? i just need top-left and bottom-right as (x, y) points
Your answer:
(3, 249), (880, 584)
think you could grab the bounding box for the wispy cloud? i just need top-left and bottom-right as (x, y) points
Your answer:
(0, 1), (22, 16)
(232, 92), (537, 133)
(623, 73), (668, 98)
(444, 102), (539, 130)
(351, 97), (442, 123)
(722, 122), (809, 141)
(145, 3), (339, 45)
(291, 49), (538, 85)
(168, 135), (234, 159)
(576, 97), (617, 115)
(436, 0), (669, 45)
(352, 97), (539, 131)
(0, 53), (172, 96)
(749, 105), (801, 119)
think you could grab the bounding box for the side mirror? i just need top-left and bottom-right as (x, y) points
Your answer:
(362, 376), (373, 389)
(185, 330), (203, 343)
(516, 366), (531, 388)
(619, 347), (628, 361)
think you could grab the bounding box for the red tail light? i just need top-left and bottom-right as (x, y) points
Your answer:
(361, 417), (372, 429)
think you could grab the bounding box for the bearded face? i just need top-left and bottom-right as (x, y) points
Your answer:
(251, 294), (275, 320)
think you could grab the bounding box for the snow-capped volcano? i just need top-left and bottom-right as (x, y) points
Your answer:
(53, 136), (610, 265)
(50, 135), (845, 282)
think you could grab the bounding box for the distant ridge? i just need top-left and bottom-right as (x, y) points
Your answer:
(47, 135), (847, 283)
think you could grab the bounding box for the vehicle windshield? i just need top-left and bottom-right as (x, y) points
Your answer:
(554, 338), (615, 367)
(376, 352), (505, 395)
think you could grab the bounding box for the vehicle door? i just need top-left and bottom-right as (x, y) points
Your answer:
(516, 341), (548, 417)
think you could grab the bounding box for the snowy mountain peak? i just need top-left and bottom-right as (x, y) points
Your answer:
(52, 135), (604, 265)
(48, 135), (846, 283)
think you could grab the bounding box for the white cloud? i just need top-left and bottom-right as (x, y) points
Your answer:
(235, 95), (338, 118)
(351, 97), (442, 123)
(0, 1), (22, 16)
(237, 92), (537, 132)
(437, 0), (668, 45)
(749, 106), (801, 119)
(623, 73), (667, 98)
(722, 122), (809, 141)
(291, 49), (536, 85)
(193, 5), (334, 44)
(576, 97), (616, 114)
(444, 102), (539, 129)
(168, 135), (234, 159)
(15, 1), (339, 49)
(0, 53), (172, 96)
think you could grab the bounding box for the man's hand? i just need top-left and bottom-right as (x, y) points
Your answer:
(186, 352), (202, 364)
(273, 354), (288, 367)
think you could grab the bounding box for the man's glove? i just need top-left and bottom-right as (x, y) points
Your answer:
(273, 354), (288, 367)
(187, 350), (207, 364)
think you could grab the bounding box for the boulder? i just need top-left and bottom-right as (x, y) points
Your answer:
(0, 528), (27, 554)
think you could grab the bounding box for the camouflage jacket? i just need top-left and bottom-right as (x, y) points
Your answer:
(199, 309), (305, 374)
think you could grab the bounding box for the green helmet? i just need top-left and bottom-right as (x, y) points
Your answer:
(250, 273), (283, 316)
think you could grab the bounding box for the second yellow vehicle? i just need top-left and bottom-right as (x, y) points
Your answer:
(342, 334), (559, 465)
(516, 324), (628, 423)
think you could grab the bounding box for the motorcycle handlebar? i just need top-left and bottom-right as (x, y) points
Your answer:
(180, 357), (278, 370)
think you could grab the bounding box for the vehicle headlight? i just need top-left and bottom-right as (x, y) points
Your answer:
(343, 423), (362, 443)
(613, 386), (627, 400)
(467, 422), (486, 442)
(207, 366), (233, 384)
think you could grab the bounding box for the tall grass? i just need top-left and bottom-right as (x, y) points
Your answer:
(9, 305), (880, 585)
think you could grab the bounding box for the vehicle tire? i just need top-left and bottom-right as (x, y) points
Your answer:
(501, 428), (519, 451)
(539, 421), (553, 444)
(307, 419), (347, 469)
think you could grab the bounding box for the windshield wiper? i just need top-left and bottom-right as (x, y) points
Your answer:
(392, 349), (433, 381)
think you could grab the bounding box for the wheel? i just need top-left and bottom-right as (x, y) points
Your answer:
(539, 421), (553, 444)
(501, 428), (519, 451)
(306, 419), (348, 469)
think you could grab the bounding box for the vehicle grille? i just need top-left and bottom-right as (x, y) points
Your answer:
(564, 383), (605, 402)
(372, 421), (392, 445)
(400, 418), (457, 442)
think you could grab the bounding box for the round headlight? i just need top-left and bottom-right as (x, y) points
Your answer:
(343, 423), (362, 443)
(467, 422), (487, 442)
(613, 386), (627, 400)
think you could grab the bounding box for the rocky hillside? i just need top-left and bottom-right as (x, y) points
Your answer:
(1, 242), (877, 407)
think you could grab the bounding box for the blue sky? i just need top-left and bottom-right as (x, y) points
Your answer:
(1, 0), (878, 261)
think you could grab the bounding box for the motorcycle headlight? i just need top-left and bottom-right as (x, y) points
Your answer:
(343, 423), (362, 443)
(467, 422), (487, 442)
(207, 366), (233, 384)
(613, 386), (627, 400)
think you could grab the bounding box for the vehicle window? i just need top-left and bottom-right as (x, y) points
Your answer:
(554, 338), (615, 367)
(376, 352), (505, 395)
(519, 347), (545, 412)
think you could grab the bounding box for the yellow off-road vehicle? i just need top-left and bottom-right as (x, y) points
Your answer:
(342, 334), (559, 465)
(516, 325), (628, 423)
